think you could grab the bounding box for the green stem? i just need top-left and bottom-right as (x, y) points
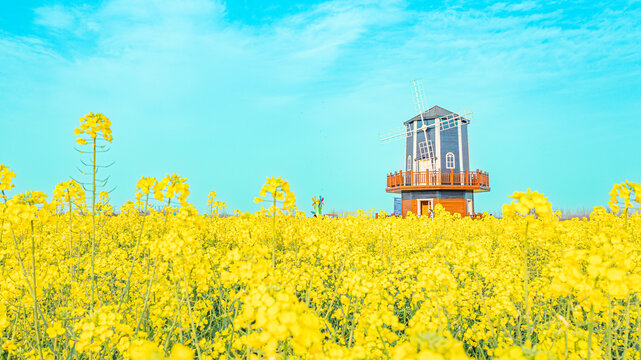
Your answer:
(67, 192), (74, 281)
(587, 305), (593, 360)
(67, 189), (73, 256)
(325, 254), (347, 322)
(4, 196), (48, 353)
(622, 296), (631, 360)
(90, 137), (96, 311)
(606, 298), (612, 360)
(31, 221), (44, 360)
(134, 258), (157, 336)
(118, 194), (149, 310)
(375, 326), (389, 358)
(523, 222), (532, 345)
(135, 198), (167, 335)
(180, 260), (202, 360)
(272, 195), (276, 269)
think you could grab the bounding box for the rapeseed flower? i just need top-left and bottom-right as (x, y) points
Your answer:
(75, 112), (113, 144)
(2, 163), (641, 360)
(0, 164), (16, 192)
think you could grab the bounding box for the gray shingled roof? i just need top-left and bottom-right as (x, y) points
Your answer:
(404, 105), (456, 125)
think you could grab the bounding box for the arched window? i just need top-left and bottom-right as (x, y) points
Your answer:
(407, 155), (412, 171)
(446, 152), (455, 169)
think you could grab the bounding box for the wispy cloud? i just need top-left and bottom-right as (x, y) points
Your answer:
(34, 4), (76, 29)
(490, 1), (540, 12)
(18, 0), (641, 88)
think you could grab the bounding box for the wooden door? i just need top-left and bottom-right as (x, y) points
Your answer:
(421, 200), (432, 217)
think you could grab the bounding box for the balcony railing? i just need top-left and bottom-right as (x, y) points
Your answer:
(386, 169), (490, 192)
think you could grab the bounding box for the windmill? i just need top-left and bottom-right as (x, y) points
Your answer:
(379, 80), (489, 218)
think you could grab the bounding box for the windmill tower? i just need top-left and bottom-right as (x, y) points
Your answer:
(380, 80), (490, 217)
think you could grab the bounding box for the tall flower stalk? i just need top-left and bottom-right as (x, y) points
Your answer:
(207, 191), (227, 218)
(52, 180), (85, 287)
(254, 176), (296, 268)
(118, 177), (155, 309)
(4, 189), (48, 360)
(74, 112), (112, 311)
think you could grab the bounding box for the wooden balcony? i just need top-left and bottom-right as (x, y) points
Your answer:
(386, 169), (490, 193)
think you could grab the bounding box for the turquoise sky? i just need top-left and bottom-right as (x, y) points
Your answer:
(1, 0), (640, 215)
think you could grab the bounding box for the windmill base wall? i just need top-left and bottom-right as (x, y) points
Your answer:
(400, 190), (475, 217)
(402, 190), (474, 201)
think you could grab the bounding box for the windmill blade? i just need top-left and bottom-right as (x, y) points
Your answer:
(418, 140), (436, 161)
(411, 112), (473, 133)
(379, 124), (411, 143)
(437, 112), (473, 131)
(381, 80), (430, 144)
(411, 79), (428, 123)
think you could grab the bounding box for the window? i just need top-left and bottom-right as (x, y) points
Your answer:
(407, 155), (412, 171)
(446, 152), (455, 169)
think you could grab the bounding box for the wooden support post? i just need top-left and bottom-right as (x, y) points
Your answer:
(465, 169), (469, 186)
(409, 170), (413, 186)
(450, 169), (453, 185)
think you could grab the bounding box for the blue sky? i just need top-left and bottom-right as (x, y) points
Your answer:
(1, 0), (640, 215)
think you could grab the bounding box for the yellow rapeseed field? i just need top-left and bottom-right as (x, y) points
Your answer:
(0, 114), (640, 360)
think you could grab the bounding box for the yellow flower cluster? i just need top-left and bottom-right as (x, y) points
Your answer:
(235, 284), (324, 358)
(129, 340), (194, 360)
(608, 180), (641, 214)
(254, 176), (297, 214)
(206, 191), (227, 216)
(2, 162), (641, 359)
(136, 177), (157, 199)
(502, 188), (553, 218)
(391, 333), (469, 360)
(0, 164), (16, 192)
(74, 112), (113, 144)
(52, 179), (86, 212)
(73, 306), (131, 354)
(2, 189), (53, 228)
(153, 174), (190, 205)
(549, 237), (641, 304)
